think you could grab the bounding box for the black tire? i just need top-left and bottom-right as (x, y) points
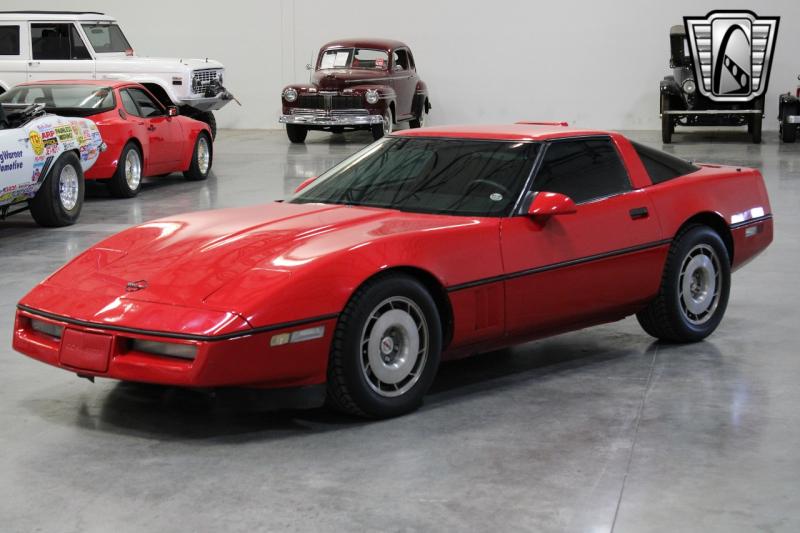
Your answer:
(781, 123), (797, 143)
(286, 124), (308, 143)
(327, 273), (442, 418)
(661, 93), (673, 144)
(30, 152), (84, 227)
(409, 99), (427, 129)
(750, 113), (762, 144)
(183, 132), (212, 181)
(636, 225), (731, 343)
(371, 109), (393, 140)
(107, 142), (142, 198)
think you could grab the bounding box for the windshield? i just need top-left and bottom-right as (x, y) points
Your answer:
(81, 23), (132, 53)
(318, 48), (388, 70)
(291, 137), (540, 217)
(0, 85), (114, 112)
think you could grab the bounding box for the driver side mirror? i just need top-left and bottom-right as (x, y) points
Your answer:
(527, 192), (577, 219)
(166, 106), (178, 117)
(294, 176), (318, 193)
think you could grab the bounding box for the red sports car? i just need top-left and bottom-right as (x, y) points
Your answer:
(13, 123), (773, 418)
(0, 80), (212, 198)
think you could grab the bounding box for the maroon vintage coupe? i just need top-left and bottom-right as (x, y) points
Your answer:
(279, 38), (431, 142)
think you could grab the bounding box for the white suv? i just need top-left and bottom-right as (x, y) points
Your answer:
(0, 10), (236, 137)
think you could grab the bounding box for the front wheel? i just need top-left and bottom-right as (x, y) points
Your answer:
(183, 133), (212, 181)
(661, 93), (673, 144)
(750, 113), (762, 144)
(107, 142), (142, 198)
(286, 124), (308, 143)
(409, 100), (427, 129)
(30, 152), (85, 227)
(371, 109), (393, 140)
(636, 225), (731, 343)
(327, 274), (442, 418)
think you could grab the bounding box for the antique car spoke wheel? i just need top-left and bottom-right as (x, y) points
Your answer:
(677, 244), (721, 325)
(58, 163), (80, 211)
(125, 149), (142, 191)
(360, 296), (428, 398)
(636, 225), (730, 343)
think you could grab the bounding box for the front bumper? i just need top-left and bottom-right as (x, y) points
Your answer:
(279, 109), (384, 127)
(661, 109), (763, 116)
(13, 306), (335, 389)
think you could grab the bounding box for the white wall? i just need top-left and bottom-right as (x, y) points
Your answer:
(3, 0), (800, 130)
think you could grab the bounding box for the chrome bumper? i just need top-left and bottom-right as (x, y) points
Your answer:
(661, 109), (762, 116)
(179, 94), (234, 112)
(279, 110), (383, 127)
(785, 115), (800, 124)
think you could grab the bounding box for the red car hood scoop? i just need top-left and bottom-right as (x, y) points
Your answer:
(43, 202), (390, 311)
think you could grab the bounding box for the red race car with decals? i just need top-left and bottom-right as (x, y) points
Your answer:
(13, 123), (773, 418)
(0, 80), (212, 198)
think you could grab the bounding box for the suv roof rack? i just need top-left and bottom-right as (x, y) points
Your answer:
(515, 121), (569, 127)
(0, 11), (106, 15)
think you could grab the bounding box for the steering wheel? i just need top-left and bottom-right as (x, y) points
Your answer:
(465, 179), (511, 197)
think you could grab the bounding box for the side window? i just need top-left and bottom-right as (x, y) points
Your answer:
(407, 50), (416, 71)
(534, 139), (631, 203)
(31, 23), (91, 60)
(630, 141), (700, 184)
(393, 49), (409, 71)
(126, 88), (162, 117)
(0, 26), (20, 55)
(120, 89), (140, 115)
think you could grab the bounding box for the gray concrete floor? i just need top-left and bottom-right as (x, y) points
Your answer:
(1, 127), (798, 532)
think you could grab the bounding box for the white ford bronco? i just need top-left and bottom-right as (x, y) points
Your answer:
(0, 10), (236, 138)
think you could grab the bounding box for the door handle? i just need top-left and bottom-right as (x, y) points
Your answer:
(629, 207), (649, 220)
(28, 61), (40, 67)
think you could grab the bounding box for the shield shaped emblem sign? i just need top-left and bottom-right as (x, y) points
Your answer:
(684, 11), (779, 103)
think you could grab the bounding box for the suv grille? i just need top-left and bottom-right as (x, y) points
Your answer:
(192, 69), (222, 94)
(297, 95), (363, 110)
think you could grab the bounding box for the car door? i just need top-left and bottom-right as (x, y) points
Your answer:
(0, 125), (36, 204)
(122, 87), (183, 172)
(389, 48), (416, 118)
(0, 23), (28, 91)
(27, 23), (94, 81)
(501, 136), (666, 338)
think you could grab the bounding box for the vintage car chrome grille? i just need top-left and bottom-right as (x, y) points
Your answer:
(297, 95), (363, 110)
(292, 108), (370, 117)
(191, 69), (222, 94)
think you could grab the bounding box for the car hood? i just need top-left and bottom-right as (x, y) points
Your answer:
(95, 56), (224, 74)
(311, 69), (391, 91)
(39, 202), (434, 312)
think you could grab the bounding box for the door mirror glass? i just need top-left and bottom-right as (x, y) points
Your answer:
(167, 105), (178, 117)
(527, 192), (577, 218)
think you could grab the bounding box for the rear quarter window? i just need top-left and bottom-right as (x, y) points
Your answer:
(632, 141), (700, 184)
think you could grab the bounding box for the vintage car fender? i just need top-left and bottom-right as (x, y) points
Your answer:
(660, 76), (685, 110)
(414, 80), (431, 115)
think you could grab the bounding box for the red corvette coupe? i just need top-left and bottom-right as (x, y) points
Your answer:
(13, 123), (773, 418)
(0, 81), (212, 198)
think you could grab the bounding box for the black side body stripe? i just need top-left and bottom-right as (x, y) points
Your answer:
(17, 304), (339, 342)
(729, 214), (772, 230)
(447, 238), (674, 292)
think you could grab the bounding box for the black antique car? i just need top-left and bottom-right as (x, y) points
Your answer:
(778, 76), (800, 143)
(279, 38), (431, 143)
(660, 25), (763, 144)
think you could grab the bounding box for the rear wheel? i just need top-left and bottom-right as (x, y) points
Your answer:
(661, 93), (673, 144)
(637, 225), (730, 343)
(108, 142), (142, 198)
(286, 124), (308, 143)
(780, 102), (797, 143)
(409, 99), (427, 129)
(327, 274), (442, 418)
(30, 152), (84, 227)
(183, 133), (212, 181)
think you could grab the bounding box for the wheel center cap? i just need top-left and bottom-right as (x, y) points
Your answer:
(380, 336), (395, 355)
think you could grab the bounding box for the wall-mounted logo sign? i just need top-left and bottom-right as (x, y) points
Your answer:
(684, 11), (779, 102)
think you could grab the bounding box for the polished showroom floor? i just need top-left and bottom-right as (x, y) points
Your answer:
(1, 127), (798, 532)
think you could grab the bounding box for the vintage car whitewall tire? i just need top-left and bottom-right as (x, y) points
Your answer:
(29, 152), (85, 227)
(371, 109), (393, 141)
(286, 124), (308, 144)
(327, 273), (442, 418)
(183, 133), (213, 181)
(108, 142), (143, 198)
(637, 225), (731, 343)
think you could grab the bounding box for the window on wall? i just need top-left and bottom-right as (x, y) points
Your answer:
(0, 26), (20, 55)
(533, 138), (632, 203)
(31, 23), (91, 60)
